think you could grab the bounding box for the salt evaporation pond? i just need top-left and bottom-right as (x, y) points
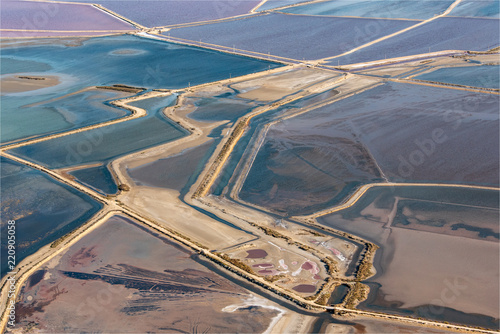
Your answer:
(11, 95), (184, 170)
(1, 35), (280, 143)
(0, 157), (102, 278)
(0, 30), (125, 38)
(53, 0), (260, 27)
(239, 128), (383, 215)
(317, 186), (499, 329)
(0, 1), (134, 31)
(130, 141), (217, 193)
(12, 215), (281, 333)
(210, 88), (344, 198)
(167, 13), (415, 60)
(415, 65), (500, 89)
(129, 91), (264, 194)
(293, 284), (316, 293)
(246, 249), (268, 259)
(69, 164), (118, 195)
(318, 186), (499, 241)
(238, 81), (498, 215)
(281, 0), (453, 20)
(329, 17), (500, 65)
(1, 88), (131, 144)
(1, 35), (280, 90)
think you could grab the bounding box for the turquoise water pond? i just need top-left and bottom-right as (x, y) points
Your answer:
(1, 88), (130, 144)
(1, 35), (281, 144)
(11, 94), (185, 169)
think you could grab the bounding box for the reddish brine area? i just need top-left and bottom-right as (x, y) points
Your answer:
(245, 249), (268, 259)
(293, 284), (316, 293)
(301, 262), (313, 270)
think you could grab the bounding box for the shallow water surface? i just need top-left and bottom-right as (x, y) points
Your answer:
(281, 0), (453, 20)
(12, 215), (282, 333)
(189, 97), (257, 122)
(52, 0), (261, 27)
(168, 13), (415, 60)
(130, 141), (216, 193)
(450, 0), (500, 18)
(0, 157), (102, 277)
(10, 94), (187, 169)
(1, 87), (130, 143)
(1, 35), (281, 89)
(1, 35), (280, 144)
(415, 65), (500, 88)
(69, 164), (118, 195)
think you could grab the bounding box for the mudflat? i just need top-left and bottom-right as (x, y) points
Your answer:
(1, 75), (60, 94)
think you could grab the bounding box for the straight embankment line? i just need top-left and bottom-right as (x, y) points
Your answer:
(260, 0), (330, 14)
(146, 32), (301, 64)
(21, 0), (97, 4)
(250, 0), (268, 13)
(0, 33), (127, 39)
(390, 78), (500, 95)
(325, 306), (498, 334)
(92, 3), (146, 30)
(275, 12), (423, 22)
(155, 12), (263, 30)
(317, 50), (466, 69)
